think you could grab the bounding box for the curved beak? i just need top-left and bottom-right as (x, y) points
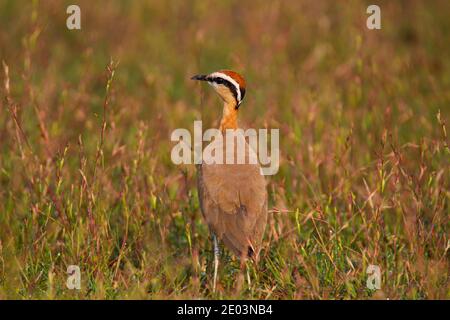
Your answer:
(191, 74), (207, 81)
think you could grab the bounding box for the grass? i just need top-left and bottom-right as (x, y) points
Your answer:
(0, 0), (448, 299)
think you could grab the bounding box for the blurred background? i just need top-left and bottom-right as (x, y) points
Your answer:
(0, 0), (448, 299)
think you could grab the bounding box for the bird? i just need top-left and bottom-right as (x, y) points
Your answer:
(191, 70), (267, 293)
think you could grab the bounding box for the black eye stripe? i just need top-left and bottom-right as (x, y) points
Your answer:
(210, 77), (226, 85)
(240, 87), (246, 100)
(208, 77), (241, 104)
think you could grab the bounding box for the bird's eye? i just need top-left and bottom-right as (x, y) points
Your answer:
(215, 78), (223, 84)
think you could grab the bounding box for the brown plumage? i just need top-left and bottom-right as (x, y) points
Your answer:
(197, 138), (267, 258)
(192, 70), (267, 291)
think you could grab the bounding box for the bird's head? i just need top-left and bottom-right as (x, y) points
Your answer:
(191, 70), (246, 109)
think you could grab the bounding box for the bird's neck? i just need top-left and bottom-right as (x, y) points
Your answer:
(219, 101), (238, 131)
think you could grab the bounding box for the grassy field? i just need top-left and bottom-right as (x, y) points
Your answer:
(0, 0), (448, 299)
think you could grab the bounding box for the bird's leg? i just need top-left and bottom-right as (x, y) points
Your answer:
(240, 255), (252, 289)
(212, 234), (220, 293)
(246, 261), (252, 288)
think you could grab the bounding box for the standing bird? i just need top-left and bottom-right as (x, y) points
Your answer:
(191, 70), (267, 292)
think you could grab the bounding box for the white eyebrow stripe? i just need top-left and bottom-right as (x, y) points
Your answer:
(210, 72), (241, 103)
